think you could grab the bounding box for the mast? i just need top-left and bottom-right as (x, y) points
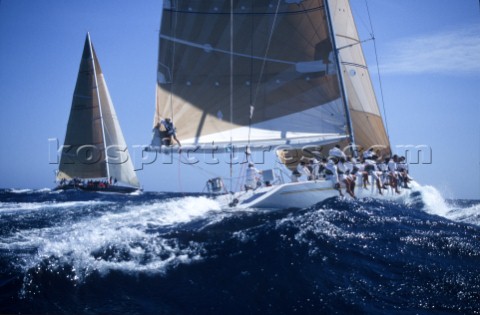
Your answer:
(324, 0), (357, 157)
(88, 33), (110, 179)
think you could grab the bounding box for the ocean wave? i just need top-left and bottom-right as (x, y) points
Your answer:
(445, 201), (480, 225)
(6, 188), (35, 194)
(0, 195), (225, 288)
(1, 188), (479, 314)
(0, 200), (111, 214)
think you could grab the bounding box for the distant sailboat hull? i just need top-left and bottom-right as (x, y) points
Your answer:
(54, 182), (140, 194)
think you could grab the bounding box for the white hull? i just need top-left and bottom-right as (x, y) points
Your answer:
(218, 179), (417, 210)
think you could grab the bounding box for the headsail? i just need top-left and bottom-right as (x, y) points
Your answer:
(152, 0), (351, 151)
(57, 33), (140, 188)
(328, 0), (390, 154)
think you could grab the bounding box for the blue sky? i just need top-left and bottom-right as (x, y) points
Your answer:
(0, 0), (479, 199)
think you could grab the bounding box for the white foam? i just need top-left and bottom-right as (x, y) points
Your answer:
(155, 196), (222, 225)
(36, 188), (52, 193)
(406, 184), (480, 226)
(0, 200), (110, 213)
(416, 185), (451, 217)
(445, 202), (480, 225)
(8, 188), (33, 194)
(1, 196), (222, 281)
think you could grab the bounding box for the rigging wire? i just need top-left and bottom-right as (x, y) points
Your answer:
(229, 0), (234, 192)
(177, 152), (183, 193)
(171, 8), (181, 190)
(244, 0), (282, 167)
(252, 0), (281, 106)
(249, 0), (282, 128)
(364, 0), (390, 141)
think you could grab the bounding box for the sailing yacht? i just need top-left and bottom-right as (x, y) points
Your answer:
(149, 0), (415, 208)
(55, 33), (141, 194)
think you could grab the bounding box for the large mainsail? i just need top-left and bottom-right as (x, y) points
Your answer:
(151, 0), (389, 159)
(152, 0), (351, 151)
(57, 33), (140, 188)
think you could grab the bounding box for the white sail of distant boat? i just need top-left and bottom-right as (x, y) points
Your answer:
(56, 33), (140, 193)
(149, 0), (414, 208)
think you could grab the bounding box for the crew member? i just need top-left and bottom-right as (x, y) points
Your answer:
(161, 118), (181, 146)
(245, 163), (261, 191)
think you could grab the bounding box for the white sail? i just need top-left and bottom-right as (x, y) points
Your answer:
(57, 33), (140, 188)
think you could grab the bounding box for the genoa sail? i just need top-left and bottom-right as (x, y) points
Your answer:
(328, 0), (390, 154)
(57, 33), (140, 189)
(278, 0), (391, 168)
(151, 0), (390, 162)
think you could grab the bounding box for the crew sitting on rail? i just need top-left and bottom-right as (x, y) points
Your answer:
(329, 144), (347, 160)
(359, 153), (412, 195)
(363, 148), (374, 160)
(324, 157), (344, 197)
(396, 156), (411, 188)
(285, 148), (411, 197)
(387, 155), (401, 194)
(309, 158), (320, 180)
(338, 157), (355, 198)
(345, 156), (358, 197)
(296, 160), (311, 181)
(364, 155), (383, 195)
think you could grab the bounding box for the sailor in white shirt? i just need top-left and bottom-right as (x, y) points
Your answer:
(329, 144), (347, 160)
(309, 158), (320, 180)
(338, 157), (355, 198)
(364, 157), (383, 195)
(245, 163), (261, 190)
(396, 156), (410, 188)
(388, 155), (400, 193)
(376, 158), (389, 187)
(295, 160), (311, 182)
(325, 158), (344, 197)
(363, 148), (374, 160)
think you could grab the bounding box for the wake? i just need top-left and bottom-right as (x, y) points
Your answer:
(407, 184), (480, 226)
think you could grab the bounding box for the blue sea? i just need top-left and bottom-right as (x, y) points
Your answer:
(0, 187), (479, 314)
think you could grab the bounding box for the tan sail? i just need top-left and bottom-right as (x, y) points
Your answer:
(57, 33), (140, 188)
(152, 0), (391, 171)
(152, 0), (349, 150)
(276, 0), (391, 169)
(328, 0), (390, 154)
